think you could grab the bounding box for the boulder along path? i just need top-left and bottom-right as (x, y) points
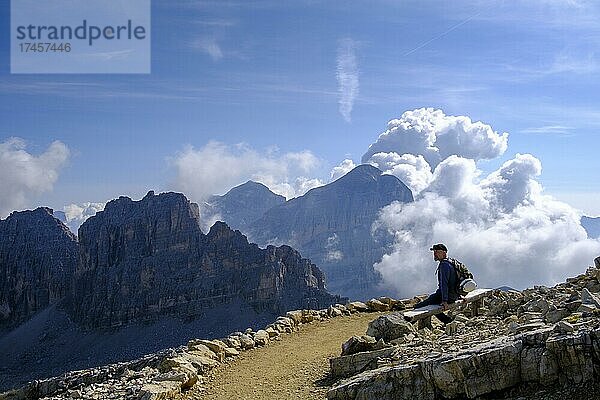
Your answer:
(176, 311), (384, 400)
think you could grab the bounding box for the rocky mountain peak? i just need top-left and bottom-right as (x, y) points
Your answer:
(201, 180), (286, 233)
(227, 180), (283, 198)
(0, 208), (78, 331)
(325, 164), (412, 196)
(332, 163), (381, 182)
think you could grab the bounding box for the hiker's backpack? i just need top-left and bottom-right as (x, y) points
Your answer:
(448, 258), (476, 296)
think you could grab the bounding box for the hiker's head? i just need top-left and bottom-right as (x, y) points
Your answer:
(430, 243), (447, 261)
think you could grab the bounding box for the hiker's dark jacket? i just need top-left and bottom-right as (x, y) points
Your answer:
(436, 258), (459, 303)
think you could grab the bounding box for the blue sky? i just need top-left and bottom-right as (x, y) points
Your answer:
(1, 0), (600, 216)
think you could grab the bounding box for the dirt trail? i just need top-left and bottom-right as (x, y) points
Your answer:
(178, 311), (384, 400)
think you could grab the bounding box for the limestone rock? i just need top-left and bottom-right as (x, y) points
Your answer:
(366, 299), (390, 312)
(581, 288), (600, 307)
(188, 339), (225, 361)
(265, 327), (279, 338)
(224, 347), (240, 357)
(137, 381), (180, 400)
(253, 330), (269, 346)
(366, 313), (415, 341)
(239, 334), (255, 350)
(328, 305), (343, 317)
(341, 335), (377, 356)
(330, 346), (399, 379)
(555, 320), (574, 333)
(347, 301), (369, 313)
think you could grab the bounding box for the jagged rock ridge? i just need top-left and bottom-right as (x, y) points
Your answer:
(70, 190), (339, 330)
(0, 208), (77, 332)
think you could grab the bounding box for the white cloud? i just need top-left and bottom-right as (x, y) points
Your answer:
(0, 138), (70, 218)
(330, 159), (356, 181)
(520, 125), (575, 136)
(373, 154), (600, 297)
(61, 202), (105, 234)
(190, 37), (223, 60)
(325, 233), (343, 261)
(367, 152), (433, 194)
(336, 38), (359, 122)
(171, 141), (324, 202)
(362, 108), (508, 168)
(550, 191), (600, 216)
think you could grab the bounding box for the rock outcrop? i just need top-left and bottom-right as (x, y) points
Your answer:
(0, 208), (78, 332)
(69, 191), (339, 330)
(248, 165), (414, 300)
(328, 263), (600, 400)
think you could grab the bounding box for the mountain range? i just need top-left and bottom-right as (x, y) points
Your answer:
(202, 164), (414, 300)
(0, 191), (339, 390)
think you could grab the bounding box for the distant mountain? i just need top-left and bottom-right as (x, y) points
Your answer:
(202, 181), (286, 232)
(247, 164), (414, 300)
(0, 208), (78, 332)
(581, 216), (600, 239)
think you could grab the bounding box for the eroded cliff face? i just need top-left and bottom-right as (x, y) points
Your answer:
(0, 208), (78, 332)
(70, 191), (338, 330)
(248, 165), (414, 300)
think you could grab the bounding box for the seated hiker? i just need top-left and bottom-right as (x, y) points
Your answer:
(413, 243), (458, 324)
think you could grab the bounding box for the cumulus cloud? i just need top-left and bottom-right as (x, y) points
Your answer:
(373, 154), (600, 297)
(325, 233), (343, 261)
(368, 152), (433, 194)
(0, 138), (70, 218)
(60, 202), (105, 234)
(330, 159), (356, 181)
(362, 108), (508, 168)
(171, 141), (324, 201)
(336, 39), (359, 122)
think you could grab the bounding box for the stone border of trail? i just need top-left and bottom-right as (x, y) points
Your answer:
(0, 297), (411, 400)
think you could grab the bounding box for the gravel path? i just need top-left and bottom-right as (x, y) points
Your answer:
(177, 311), (384, 400)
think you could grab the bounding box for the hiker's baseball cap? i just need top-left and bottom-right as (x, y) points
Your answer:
(430, 243), (448, 251)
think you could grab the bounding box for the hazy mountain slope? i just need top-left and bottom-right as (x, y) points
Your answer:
(248, 165), (414, 300)
(202, 181), (286, 232)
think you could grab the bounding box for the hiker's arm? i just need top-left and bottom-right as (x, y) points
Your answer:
(439, 262), (450, 303)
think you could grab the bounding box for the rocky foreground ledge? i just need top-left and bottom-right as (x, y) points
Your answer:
(327, 264), (600, 400)
(3, 262), (600, 400)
